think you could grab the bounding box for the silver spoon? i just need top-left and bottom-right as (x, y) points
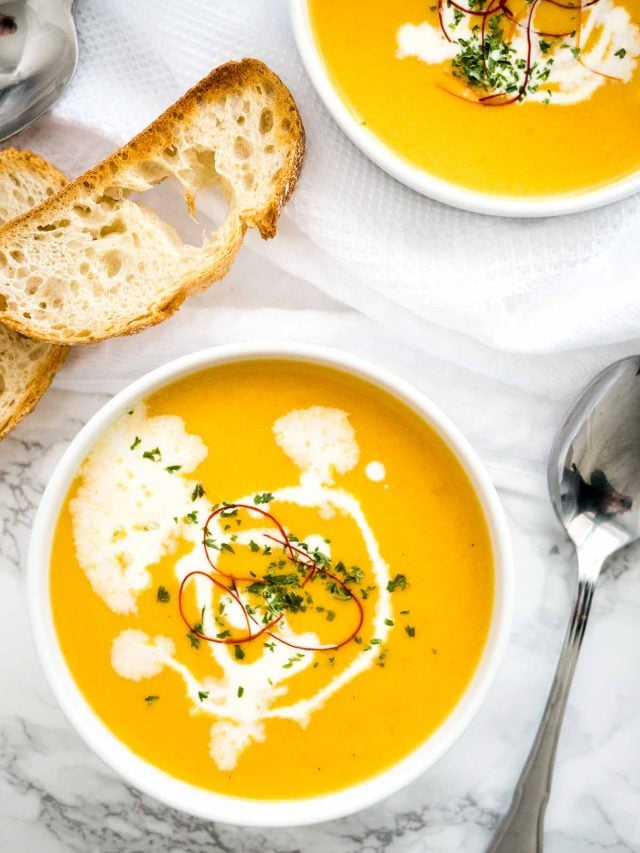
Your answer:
(0, 0), (77, 142)
(489, 355), (640, 852)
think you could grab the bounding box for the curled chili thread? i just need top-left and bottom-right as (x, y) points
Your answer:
(436, 0), (612, 107)
(178, 503), (365, 653)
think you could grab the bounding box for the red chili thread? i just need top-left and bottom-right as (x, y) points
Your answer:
(480, 0), (539, 106)
(437, 0), (452, 43)
(179, 503), (366, 652)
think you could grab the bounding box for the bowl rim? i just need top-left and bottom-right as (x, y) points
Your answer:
(27, 342), (514, 827)
(289, 0), (640, 219)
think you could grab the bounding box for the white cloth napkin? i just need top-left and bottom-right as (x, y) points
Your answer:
(11, 0), (640, 492)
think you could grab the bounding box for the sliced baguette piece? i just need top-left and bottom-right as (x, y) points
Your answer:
(0, 149), (67, 440)
(0, 58), (305, 345)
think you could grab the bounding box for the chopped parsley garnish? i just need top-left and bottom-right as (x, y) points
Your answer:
(144, 695), (159, 704)
(156, 585), (170, 603)
(165, 464), (181, 473)
(615, 47), (627, 59)
(405, 625), (416, 638)
(237, 686), (244, 698)
(191, 483), (205, 501)
(253, 492), (274, 504)
(130, 436), (141, 450)
(325, 579), (351, 601)
(179, 502), (412, 660)
(442, 5), (558, 106)
(198, 691), (209, 701)
(387, 574), (407, 592)
(142, 446), (161, 462)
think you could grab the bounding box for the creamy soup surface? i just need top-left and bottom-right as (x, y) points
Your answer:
(51, 361), (493, 799)
(308, 0), (640, 197)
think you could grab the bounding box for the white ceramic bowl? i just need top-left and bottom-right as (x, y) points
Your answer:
(289, 0), (640, 218)
(28, 343), (513, 826)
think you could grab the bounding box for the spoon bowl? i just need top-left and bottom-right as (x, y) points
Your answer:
(490, 355), (640, 852)
(0, 0), (77, 142)
(549, 356), (640, 553)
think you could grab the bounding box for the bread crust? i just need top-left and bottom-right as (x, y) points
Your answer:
(0, 59), (306, 345)
(0, 335), (68, 439)
(0, 148), (68, 439)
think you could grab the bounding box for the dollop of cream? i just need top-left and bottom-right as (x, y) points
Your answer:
(365, 461), (386, 482)
(396, 0), (640, 105)
(209, 720), (266, 771)
(397, 20), (457, 65)
(273, 406), (359, 485)
(111, 629), (174, 681)
(70, 403), (207, 613)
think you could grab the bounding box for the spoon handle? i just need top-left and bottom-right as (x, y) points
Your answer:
(487, 573), (597, 853)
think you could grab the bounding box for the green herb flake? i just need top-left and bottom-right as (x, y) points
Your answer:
(191, 483), (205, 501)
(387, 574), (407, 593)
(237, 686), (244, 698)
(142, 446), (161, 462)
(165, 464), (181, 473)
(405, 625), (416, 638)
(615, 47), (627, 58)
(253, 492), (274, 504)
(145, 695), (159, 704)
(198, 691), (209, 702)
(156, 585), (170, 603)
(130, 436), (141, 450)
(234, 644), (246, 660)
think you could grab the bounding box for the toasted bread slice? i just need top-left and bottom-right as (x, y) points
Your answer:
(0, 149), (67, 440)
(0, 59), (304, 345)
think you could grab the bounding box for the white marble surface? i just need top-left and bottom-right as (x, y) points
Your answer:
(1, 4), (640, 850)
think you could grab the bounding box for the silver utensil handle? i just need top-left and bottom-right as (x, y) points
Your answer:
(487, 576), (596, 853)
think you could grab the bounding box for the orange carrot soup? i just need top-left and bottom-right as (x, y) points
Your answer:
(50, 360), (493, 798)
(308, 0), (640, 197)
